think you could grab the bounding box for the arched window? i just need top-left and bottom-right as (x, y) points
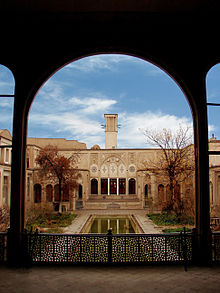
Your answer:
(119, 178), (126, 194)
(101, 179), (108, 194)
(63, 184), (69, 201)
(34, 184), (41, 203)
(166, 184), (171, 201)
(158, 184), (164, 202)
(78, 184), (83, 199)
(54, 184), (59, 201)
(91, 178), (98, 194)
(46, 184), (53, 202)
(174, 184), (180, 200)
(129, 178), (136, 194)
(144, 184), (148, 198)
(3, 176), (9, 206)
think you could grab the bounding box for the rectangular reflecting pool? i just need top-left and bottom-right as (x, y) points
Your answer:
(85, 216), (138, 234)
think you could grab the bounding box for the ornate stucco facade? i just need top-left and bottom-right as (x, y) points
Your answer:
(0, 115), (219, 213)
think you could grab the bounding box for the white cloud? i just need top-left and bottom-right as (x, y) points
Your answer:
(29, 112), (103, 143)
(0, 99), (13, 108)
(37, 79), (64, 101)
(66, 54), (134, 72)
(65, 54), (164, 77)
(69, 97), (117, 114)
(28, 109), (193, 149)
(117, 111), (193, 148)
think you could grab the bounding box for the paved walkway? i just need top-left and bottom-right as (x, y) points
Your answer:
(1, 264), (220, 292)
(63, 210), (162, 234)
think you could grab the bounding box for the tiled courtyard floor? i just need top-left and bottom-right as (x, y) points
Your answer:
(1, 264), (220, 292)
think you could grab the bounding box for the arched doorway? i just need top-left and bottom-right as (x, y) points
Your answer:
(46, 184), (53, 202)
(78, 184), (83, 200)
(129, 178), (136, 195)
(91, 179), (98, 195)
(34, 184), (41, 203)
(144, 184), (148, 199)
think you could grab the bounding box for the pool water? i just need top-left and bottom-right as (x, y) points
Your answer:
(86, 216), (136, 234)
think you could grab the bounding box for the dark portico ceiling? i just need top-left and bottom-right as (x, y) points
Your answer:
(1, 0), (219, 13)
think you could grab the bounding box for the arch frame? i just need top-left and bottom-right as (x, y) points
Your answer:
(6, 26), (213, 266)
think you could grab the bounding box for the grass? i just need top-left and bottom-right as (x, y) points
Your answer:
(147, 213), (194, 226)
(26, 211), (76, 232)
(162, 227), (192, 233)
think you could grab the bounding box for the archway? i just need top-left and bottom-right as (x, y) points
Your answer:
(34, 184), (41, 203)
(0, 65), (15, 232)
(46, 184), (53, 202)
(206, 63), (220, 219)
(9, 52), (209, 265)
(91, 179), (98, 195)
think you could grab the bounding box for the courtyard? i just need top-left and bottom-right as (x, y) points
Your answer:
(63, 210), (163, 234)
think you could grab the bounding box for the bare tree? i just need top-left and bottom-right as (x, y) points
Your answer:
(35, 145), (81, 212)
(144, 126), (195, 216)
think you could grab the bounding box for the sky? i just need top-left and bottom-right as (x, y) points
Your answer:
(0, 55), (219, 149)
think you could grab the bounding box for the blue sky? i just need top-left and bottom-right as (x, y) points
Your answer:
(0, 55), (219, 148)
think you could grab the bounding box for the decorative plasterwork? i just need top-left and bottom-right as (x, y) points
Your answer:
(101, 164), (108, 176)
(129, 164), (136, 174)
(118, 163), (126, 177)
(90, 164), (98, 175)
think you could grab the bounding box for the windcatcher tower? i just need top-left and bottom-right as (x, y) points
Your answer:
(104, 114), (118, 149)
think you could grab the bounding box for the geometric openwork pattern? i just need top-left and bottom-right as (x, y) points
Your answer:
(27, 232), (193, 264)
(0, 233), (7, 263)
(4, 231), (220, 264)
(212, 232), (220, 262)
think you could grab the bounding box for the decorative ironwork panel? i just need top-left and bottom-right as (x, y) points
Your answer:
(213, 233), (220, 262)
(27, 232), (194, 265)
(0, 233), (6, 262)
(152, 236), (166, 262)
(112, 236), (126, 262)
(53, 235), (68, 262)
(166, 235), (180, 262)
(94, 236), (108, 263)
(80, 236), (95, 262)
(68, 236), (81, 263)
(181, 234), (193, 262)
(124, 236), (139, 262)
(32, 234), (54, 262)
(139, 235), (153, 262)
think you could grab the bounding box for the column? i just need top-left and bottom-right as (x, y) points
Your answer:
(0, 168), (3, 207)
(98, 218), (101, 233)
(108, 178), (110, 195)
(137, 175), (141, 199)
(193, 86), (212, 265)
(126, 176), (129, 196)
(150, 172), (158, 210)
(98, 169), (101, 196)
(8, 82), (28, 266)
(125, 219), (129, 234)
(116, 219), (119, 234)
(117, 178), (119, 195)
(98, 178), (101, 196)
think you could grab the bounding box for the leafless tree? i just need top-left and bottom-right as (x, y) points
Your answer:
(144, 126), (195, 216)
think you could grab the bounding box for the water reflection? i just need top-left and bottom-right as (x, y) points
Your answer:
(87, 216), (136, 234)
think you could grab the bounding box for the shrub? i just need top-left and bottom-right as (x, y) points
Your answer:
(148, 213), (194, 226)
(25, 203), (76, 232)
